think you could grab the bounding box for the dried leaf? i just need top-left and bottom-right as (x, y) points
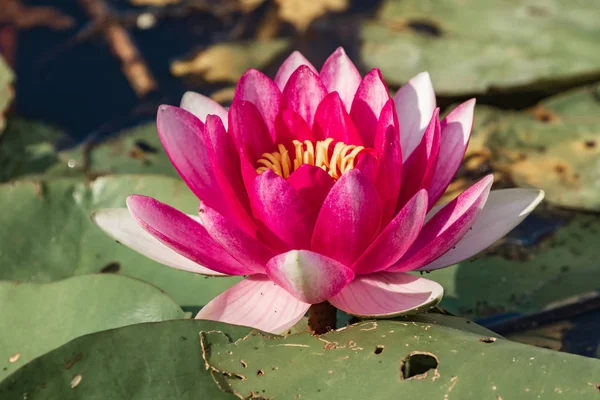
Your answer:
(275, 0), (348, 30)
(0, 56), (14, 133)
(0, 0), (74, 30)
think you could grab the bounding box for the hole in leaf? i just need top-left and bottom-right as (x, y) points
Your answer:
(400, 351), (439, 380)
(479, 337), (497, 343)
(407, 20), (443, 37)
(100, 262), (120, 273)
(374, 345), (384, 355)
(134, 140), (159, 153)
(257, 369), (265, 377)
(240, 360), (247, 368)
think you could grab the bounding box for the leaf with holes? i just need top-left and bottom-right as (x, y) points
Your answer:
(0, 175), (241, 306)
(361, 0), (600, 94)
(0, 274), (184, 381)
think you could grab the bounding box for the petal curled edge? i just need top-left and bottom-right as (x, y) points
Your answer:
(180, 91), (228, 128)
(419, 188), (545, 271)
(196, 275), (311, 334)
(126, 196), (254, 275)
(320, 47), (361, 111)
(91, 208), (224, 276)
(274, 51), (317, 90)
(329, 273), (443, 318)
(266, 250), (354, 304)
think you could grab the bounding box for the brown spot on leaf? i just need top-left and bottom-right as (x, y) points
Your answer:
(63, 353), (83, 369)
(100, 262), (121, 273)
(479, 337), (497, 343)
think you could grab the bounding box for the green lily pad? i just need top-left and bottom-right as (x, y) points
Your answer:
(361, 0), (600, 94)
(0, 274), (184, 381)
(427, 214), (600, 320)
(0, 175), (241, 306)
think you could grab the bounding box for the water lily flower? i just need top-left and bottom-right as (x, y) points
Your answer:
(92, 48), (544, 334)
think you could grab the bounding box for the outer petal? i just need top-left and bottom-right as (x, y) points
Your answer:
(350, 69), (390, 147)
(91, 208), (224, 276)
(274, 51), (317, 91)
(427, 99), (476, 206)
(319, 47), (361, 111)
(266, 250), (354, 304)
(312, 170), (382, 266)
(199, 204), (274, 273)
(286, 165), (335, 220)
(389, 174), (494, 272)
(180, 91), (228, 128)
(234, 69), (281, 137)
(393, 72), (436, 161)
(329, 273), (443, 318)
(250, 170), (316, 250)
(419, 188), (545, 271)
(228, 100), (274, 160)
(281, 65), (328, 127)
(126, 196), (253, 275)
(313, 91), (362, 144)
(196, 276), (310, 334)
(352, 190), (428, 275)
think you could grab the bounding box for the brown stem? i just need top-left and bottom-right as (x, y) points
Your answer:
(308, 301), (336, 334)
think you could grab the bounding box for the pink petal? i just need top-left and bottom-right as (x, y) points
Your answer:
(250, 170), (316, 250)
(196, 276), (310, 334)
(313, 91), (362, 144)
(329, 272), (443, 317)
(274, 109), (315, 144)
(419, 188), (545, 271)
(228, 100), (274, 160)
(126, 195), (253, 275)
(287, 165), (335, 217)
(234, 69), (281, 137)
(199, 204), (274, 273)
(92, 208), (225, 276)
(373, 99), (402, 224)
(352, 190), (428, 275)
(350, 69), (390, 147)
(389, 174), (494, 272)
(319, 47), (361, 111)
(393, 72), (436, 161)
(312, 170), (382, 266)
(266, 250), (354, 304)
(274, 51), (317, 91)
(397, 108), (441, 209)
(180, 91), (228, 128)
(156, 105), (227, 211)
(427, 99), (476, 206)
(281, 65), (328, 127)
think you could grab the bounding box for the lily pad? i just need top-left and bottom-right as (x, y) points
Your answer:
(361, 0), (600, 94)
(0, 274), (184, 381)
(0, 175), (241, 306)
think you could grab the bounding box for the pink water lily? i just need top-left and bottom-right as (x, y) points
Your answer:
(92, 48), (544, 334)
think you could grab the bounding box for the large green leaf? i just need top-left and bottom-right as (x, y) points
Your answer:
(0, 274), (184, 381)
(427, 214), (600, 320)
(361, 0), (600, 94)
(0, 175), (241, 306)
(3, 318), (599, 399)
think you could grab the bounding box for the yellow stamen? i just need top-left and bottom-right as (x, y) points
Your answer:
(256, 139), (366, 180)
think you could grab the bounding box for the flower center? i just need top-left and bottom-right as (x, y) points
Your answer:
(256, 139), (365, 179)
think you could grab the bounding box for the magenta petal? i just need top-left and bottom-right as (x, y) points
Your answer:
(320, 47), (361, 111)
(287, 165), (335, 217)
(281, 65), (328, 127)
(428, 99), (476, 206)
(373, 99), (402, 224)
(352, 190), (428, 275)
(250, 170), (316, 250)
(274, 51), (317, 91)
(393, 72), (436, 161)
(126, 195), (252, 275)
(389, 174), (494, 272)
(266, 250), (354, 304)
(312, 170), (382, 266)
(328, 272), (443, 317)
(313, 92), (362, 144)
(196, 276), (310, 334)
(234, 69), (281, 138)
(350, 69), (390, 147)
(274, 109), (315, 144)
(199, 204), (274, 273)
(397, 108), (441, 209)
(180, 91), (228, 128)
(228, 100), (274, 160)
